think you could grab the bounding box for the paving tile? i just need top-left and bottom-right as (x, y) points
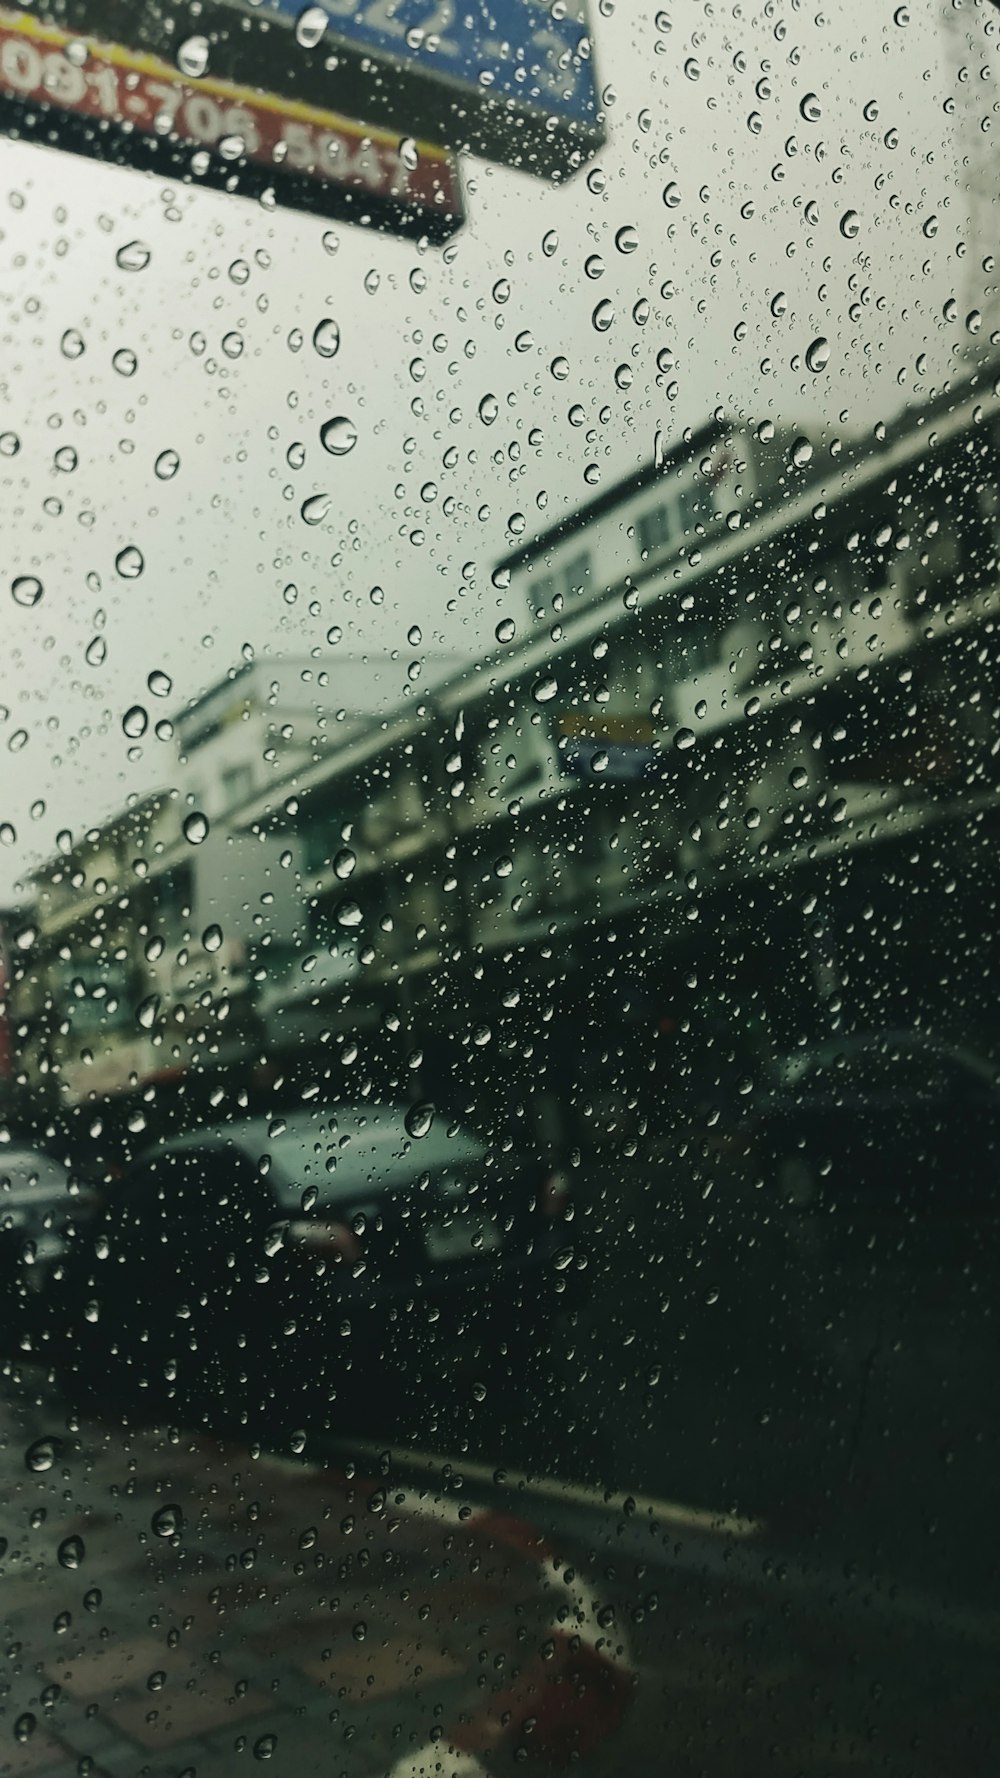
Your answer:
(244, 1613), (377, 1664)
(301, 1638), (462, 1701)
(96, 1680), (273, 1748)
(0, 1728), (72, 1776)
(46, 1635), (169, 1699)
(422, 1576), (534, 1622)
(1, 1381), (631, 1778)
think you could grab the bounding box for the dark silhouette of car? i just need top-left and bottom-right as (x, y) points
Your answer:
(52, 1102), (576, 1431)
(0, 1146), (99, 1351)
(744, 1030), (1000, 1379)
(754, 1030), (1000, 1247)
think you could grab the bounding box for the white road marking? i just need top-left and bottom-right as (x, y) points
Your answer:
(330, 1435), (761, 1539)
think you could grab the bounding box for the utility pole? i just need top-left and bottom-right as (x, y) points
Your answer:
(941, 0), (1000, 346)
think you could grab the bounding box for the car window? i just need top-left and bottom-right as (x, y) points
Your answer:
(3, 3), (1000, 1774)
(0, 1150), (69, 1201)
(120, 1148), (270, 1239)
(261, 1106), (489, 1205)
(789, 1048), (945, 1097)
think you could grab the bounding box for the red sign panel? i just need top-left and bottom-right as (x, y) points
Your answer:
(0, 6), (463, 239)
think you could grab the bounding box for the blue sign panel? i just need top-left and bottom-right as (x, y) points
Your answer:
(3, 0), (601, 181)
(0, 1), (465, 236)
(215, 0), (604, 175)
(560, 740), (661, 783)
(260, 0), (601, 155)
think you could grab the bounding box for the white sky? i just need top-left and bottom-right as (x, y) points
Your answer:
(1, 0), (995, 902)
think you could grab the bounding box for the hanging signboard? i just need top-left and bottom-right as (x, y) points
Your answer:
(0, 3), (464, 237)
(557, 715), (663, 783)
(251, 0), (604, 175)
(0, 0), (600, 189)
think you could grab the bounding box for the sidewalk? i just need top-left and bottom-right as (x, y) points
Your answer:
(4, 1366), (998, 1778)
(0, 1376), (631, 1778)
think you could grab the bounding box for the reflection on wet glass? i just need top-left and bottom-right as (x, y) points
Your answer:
(2, 0), (1000, 1770)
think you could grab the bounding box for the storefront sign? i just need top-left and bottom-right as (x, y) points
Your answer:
(0, 3), (463, 236)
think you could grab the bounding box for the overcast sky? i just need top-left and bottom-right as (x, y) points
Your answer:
(1, 0), (995, 903)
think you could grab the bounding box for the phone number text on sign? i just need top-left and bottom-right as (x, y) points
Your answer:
(0, 7), (461, 222)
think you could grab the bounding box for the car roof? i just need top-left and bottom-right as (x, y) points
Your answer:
(0, 1148), (71, 1203)
(777, 1031), (998, 1087)
(138, 1104), (487, 1197)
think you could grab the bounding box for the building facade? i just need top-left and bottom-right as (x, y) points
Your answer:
(10, 361), (1000, 1162)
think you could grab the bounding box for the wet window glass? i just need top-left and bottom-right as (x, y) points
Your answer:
(2, 0), (1000, 1773)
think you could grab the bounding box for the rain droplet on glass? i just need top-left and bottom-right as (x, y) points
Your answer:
(136, 994), (160, 1029)
(115, 546), (144, 579)
(177, 34), (209, 77)
(319, 417), (357, 456)
(151, 1503), (183, 1537)
(312, 318), (341, 358)
(57, 1534), (85, 1570)
(295, 5), (328, 47)
(12, 576), (43, 608)
(805, 336), (830, 373)
(116, 240), (151, 272)
(182, 811), (209, 845)
(405, 1103), (434, 1139)
(25, 1437), (60, 1473)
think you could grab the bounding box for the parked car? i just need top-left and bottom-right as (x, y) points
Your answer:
(52, 1103), (578, 1430)
(754, 1030), (1000, 1243)
(0, 1145), (98, 1350)
(742, 1030), (1000, 1380)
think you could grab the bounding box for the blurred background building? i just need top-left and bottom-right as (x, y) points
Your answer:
(6, 359), (1000, 1165)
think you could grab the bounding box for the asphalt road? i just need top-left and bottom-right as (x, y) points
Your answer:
(7, 1140), (997, 1639)
(340, 1148), (1000, 1619)
(6, 1355), (997, 1778)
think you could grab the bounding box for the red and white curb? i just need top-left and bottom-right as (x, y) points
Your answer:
(256, 1449), (635, 1774)
(377, 1494), (634, 1776)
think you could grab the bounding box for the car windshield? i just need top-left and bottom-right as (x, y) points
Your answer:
(253, 1106), (488, 1202)
(0, 1150), (68, 1201)
(2, 0), (1000, 1772)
